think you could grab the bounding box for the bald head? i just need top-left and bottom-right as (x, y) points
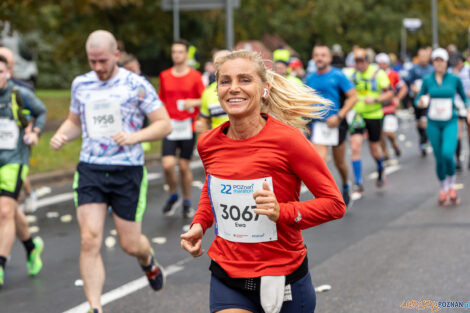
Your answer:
(0, 47), (15, 74)
(86, 30), (120, 81)
(86, 30), (117, 53)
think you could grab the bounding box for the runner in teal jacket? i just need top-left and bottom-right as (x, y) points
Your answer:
(415, 48), (470, 206)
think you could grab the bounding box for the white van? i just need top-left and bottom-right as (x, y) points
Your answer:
(0, 22), (38, 86)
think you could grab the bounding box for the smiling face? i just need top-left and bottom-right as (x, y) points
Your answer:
(217, 58), (268, 119)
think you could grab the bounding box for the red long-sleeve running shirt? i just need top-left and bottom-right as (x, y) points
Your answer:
(192, 114), (346, 278)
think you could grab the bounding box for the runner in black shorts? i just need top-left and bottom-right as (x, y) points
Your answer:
(158, 40), (205, 218)
(305, 44), (357, 207)
(50, 30), (171, 313)
(407, 48), (434, 157)
(161, 136), (195, 160)
(346, 48), (393, 192)
(350, 118), (383, 142)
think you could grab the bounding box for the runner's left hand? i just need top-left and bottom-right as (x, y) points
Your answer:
(23, 132), (38, 146)
(112, 131), (138, 146)
(253, 181), (280, 222)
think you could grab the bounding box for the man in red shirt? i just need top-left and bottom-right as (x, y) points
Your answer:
(159, 40), (205, 218)
(376, 53), (408, 161)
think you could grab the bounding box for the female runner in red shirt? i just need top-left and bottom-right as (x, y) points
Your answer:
(181, 50), (346, 313)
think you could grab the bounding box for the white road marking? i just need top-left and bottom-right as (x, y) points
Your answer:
(29, 226), (39, 234)
(35, 186), (52, 198)
(37, 193), (74, 209)
(455, 183), (464, 190)
(192, 181), (204, 189)
(315, 284), (332, 292)
(104, 236), (116, 248)
(405, 141), (413, 148)
(110, 229), (117, 236)
(60, 214), (73, 223)
(151, 237), (167, 244)
(147, 172), (162, 181)
(368, 165), (401, 180)
(46, 211), (59, 218)
(351, 192), (362, 201)
(63, 258), (191, 313)
(26, 215), (37, 223)
(398, 134), (406, 142)
(74, 279), (83, 287)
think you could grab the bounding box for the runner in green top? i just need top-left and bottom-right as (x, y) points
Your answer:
(196, 50), (230, 132)
(415, 48), (470, 206)
(348, 48), (393, 193)
(0, 55), (47, 289)
(273, 60), (303, 86)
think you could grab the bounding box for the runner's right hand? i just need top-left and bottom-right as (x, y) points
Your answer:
(50, 134), (68, 150)
(181, 223), (205, 258)
(326, 115), (341, 128)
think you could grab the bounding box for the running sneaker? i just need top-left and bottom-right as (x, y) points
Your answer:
(352, 184), (364, 194)
(420, 144), (427, 157)
(24, 191), (38, 214)
(87, 309), (99, 313)
(162, 197), (181, 216)
(141, 255), (165, 291)
(27, 237), (43, 276)
(342, 188), (351, 208)
(182, 204), (195, 218)
(376, 169), (386, 188)
(0, 267), (4, 289)
(438, 191), (448, 206)
(394, 146), (401, 158)
(448, 188), (460, 205)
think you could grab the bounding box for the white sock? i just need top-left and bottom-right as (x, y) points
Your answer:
(440, 180), (447, 192)
(447, 175), (456, 190)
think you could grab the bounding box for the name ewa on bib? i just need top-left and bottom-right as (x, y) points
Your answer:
(208, 175), (278, 243)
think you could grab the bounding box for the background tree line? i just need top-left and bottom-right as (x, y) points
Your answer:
(1, 0), (469, 88)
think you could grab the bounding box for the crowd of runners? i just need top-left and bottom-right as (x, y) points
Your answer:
(0, 29), (469, 313)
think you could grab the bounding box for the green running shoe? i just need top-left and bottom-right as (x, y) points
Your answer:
(27, 237), (44, 276)
(0, 266), (4, 289)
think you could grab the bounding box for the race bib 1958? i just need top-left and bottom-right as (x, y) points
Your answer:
(85, 99), (122, 138)
(0, 118), (19, 150)
(208, 175), (278, 243)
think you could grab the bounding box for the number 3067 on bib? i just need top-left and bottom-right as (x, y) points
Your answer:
(208, 175), (278, 243)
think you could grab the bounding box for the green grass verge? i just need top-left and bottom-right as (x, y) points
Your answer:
(36, 89), (71, 122)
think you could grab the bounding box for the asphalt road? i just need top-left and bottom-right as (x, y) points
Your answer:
(2, 111), (470, 313)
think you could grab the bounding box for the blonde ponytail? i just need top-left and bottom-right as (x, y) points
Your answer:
(215, 50), (330, 132)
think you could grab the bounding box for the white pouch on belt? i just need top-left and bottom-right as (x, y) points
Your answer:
(260, 275), (286, 313)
